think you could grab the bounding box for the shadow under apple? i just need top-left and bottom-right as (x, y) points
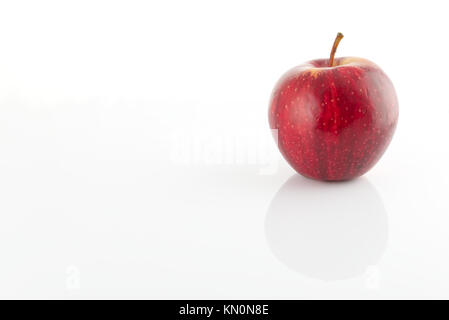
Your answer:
(265, 175), (388, 281)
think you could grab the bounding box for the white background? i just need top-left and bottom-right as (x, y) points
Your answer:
(0, 0), (448, 299)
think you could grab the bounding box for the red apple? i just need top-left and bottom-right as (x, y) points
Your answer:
(269, 33), (398, 181)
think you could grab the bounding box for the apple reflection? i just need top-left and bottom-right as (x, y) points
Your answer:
(265, 175), (388, 281)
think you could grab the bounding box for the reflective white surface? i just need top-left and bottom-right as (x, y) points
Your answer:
(1, 0), (449, 299)
(266, 176), (388, 282)
(1, 99), (449, 299)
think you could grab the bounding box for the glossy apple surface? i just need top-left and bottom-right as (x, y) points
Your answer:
(269, 56), (398, 181)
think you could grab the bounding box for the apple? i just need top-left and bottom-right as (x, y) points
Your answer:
(269, 33), (398, 181)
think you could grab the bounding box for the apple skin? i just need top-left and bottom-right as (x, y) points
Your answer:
(269, 57), (398, 181)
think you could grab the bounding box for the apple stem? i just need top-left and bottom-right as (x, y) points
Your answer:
(329, 32), (344, 67)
